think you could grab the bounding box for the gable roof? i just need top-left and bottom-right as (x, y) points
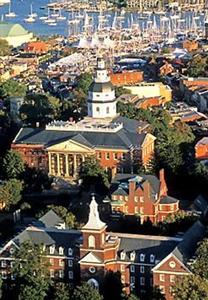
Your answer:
(38, 209), (65, 228)
(79, 252), (103, 264)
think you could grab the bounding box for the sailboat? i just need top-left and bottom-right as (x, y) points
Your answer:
(24, 4), (36, 23)
(56, 8), (66, 21)
(5, 3), (16, 18)
(28, 4), (37, 18)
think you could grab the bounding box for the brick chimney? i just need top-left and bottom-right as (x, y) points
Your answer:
(159, 169), (168, 196)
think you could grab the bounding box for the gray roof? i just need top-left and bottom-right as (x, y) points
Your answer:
(89, 81), (114, 93)
(160, 195), (179, 204)
(13, 118), (147, 150)
(117, 234), (179, 263)
(172, 221), (206, 266)
(38, 209), (65, 228)
(193, 194), (208, 213)
(111, 173), (160, 203)
(12, 227), (81, 256)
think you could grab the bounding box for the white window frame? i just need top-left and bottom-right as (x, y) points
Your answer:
(59, 247), (64, 255)
(140, 254), (145, 262)
(68, 260), (73, 267)
(49, 258), (54, 266)
(150, 254), (155, 263)
(68, 248), (73, 256)
(130, 265), (135, 273)
(140, 266), (145, 273)
(50, 246), (55, 255)
(1, 261), (6, 268)
(50, 269), (54, 278)
(1, 271), (7, 279)
(140, 277), (145, 286)
(160, 274), (165, 282)
(120, 264), (125, 272)
(59, 270), (64, 278)
(68, 271), (73, 279)
(59, 259), (64, 267)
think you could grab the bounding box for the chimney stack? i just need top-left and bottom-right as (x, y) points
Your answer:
(159, 169), (168, 196)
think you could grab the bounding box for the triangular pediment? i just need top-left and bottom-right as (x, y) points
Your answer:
(79, 252), (103, 264)
(46, 138), (94, 153)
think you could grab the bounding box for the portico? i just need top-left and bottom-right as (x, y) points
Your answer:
(47, 139), (95, 179)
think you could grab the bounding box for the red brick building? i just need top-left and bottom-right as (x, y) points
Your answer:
(24, 41), (49, 54)
(110, 71), (143, 86)
(12, 59), (156, 179)
(0, 199), (205, 300)
(110, 170), (179, 223)
(195, 137), (208, 160)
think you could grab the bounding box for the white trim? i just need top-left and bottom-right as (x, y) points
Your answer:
(153, 270), (190, 275)
(152, 253), (191, 273)
(0, 240), (19, 255)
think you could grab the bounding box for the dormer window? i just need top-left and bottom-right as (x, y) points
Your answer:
(49, 245), (55, 255)
(121, 251), (126, 260)
(150, 254), (155, 263)
(68, 248), (73, 256)
(59, 247), (64, 255)
(140, 254), (145, 262)
(130, 251), (136, 261)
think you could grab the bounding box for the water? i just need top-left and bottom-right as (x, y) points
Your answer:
(0, 0), (206, 37)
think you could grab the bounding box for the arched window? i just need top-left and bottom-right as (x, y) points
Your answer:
(106, 107), (110, 114)
(87, 278), (99, 289)
(88, 235), (95, 248)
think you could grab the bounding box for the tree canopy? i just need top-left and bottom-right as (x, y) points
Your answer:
(0, 39), (11, 56)
(76, 73), (93, 95)
(72, 282), (103, 300)
(0, 179), (23, 210)
(187, 54), (208, 77)
(2, 150), (25, 179)
(0, 79), (27, 98)
(47, 205), (77, 229)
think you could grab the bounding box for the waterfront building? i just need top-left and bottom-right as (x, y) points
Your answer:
(110, 170), (179, 223)
(0, 196), (205, 300)
(0, 22), (33, 47)
(12, 58), (156, 179)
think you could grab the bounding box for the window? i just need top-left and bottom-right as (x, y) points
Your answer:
(68, 260), (73, 267)
(140, 207), (144, 214)
(10, 247), (15, 255)
(50, 269), (54, 278)
(140, 196), (144, 202)
(159, 274), (165, 282)
(140, 254), (145, 262)
(1, 261), (6, 268)
(49, 258), (54, 266)
(130, 265), (135, 272)
(1, 271), (7, 279)
(120, 264), (125, 272)
(140, 266), (145, 273)
(121, 153), (126, 160)
(121, 251), (126, 260)
(130, 251), (136, 261)
(10, 261), (15, 268)
(130, 276), (135, 284)
(150, 254), (155, 263)
(88, 235), (95, 248)
(106, 153), (110, 160)
(59, 259), (64, 267)
(134, 207), (138, 214)
(50, 245), (55, 255)
(68, 271), (73, 279)
(159, 286), (165, 294)
(134, 196), (138, 202)
(125, 196), (128, 201)
(170, 275), (175, 283)
(113, 153), (118, 160)
(97, 152), (101, 159)
(68, 248), (73, 256)
(169, 261), (176, 268)
(59, 247), (64, 255)
(119, 196), (123, 201)
(140, 277), (145, 286)
(106, 107), (110, 114)
(96, 107), (100, 112)
(59, 270), (64, 278)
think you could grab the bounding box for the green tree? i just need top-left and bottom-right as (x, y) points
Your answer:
(72, 282), (102, 300)
(20, 93), (61, 127)
(22, 167), (52, 193)
(80, 156), (109, 190)
(172, 275), (208, 300)
(2, 150), (25, 179)
(115, 87), (131, 98)
(102, 271), (123, 300)
(76, 73), (93, 95)
(187, 55), (208, 77)
(147, 286), (166, 300)
(13, 241), (51, 300)
(53, 282), (71, 300)
(0, 38), (11, 56)
(0, 179), (23, 210)
(127, 294), (140, 300)
(47, 205), (77, 229)
(0, 79), (26, 98)
(193, 238), (208, 279)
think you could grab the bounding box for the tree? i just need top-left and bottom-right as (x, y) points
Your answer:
(2, 150), (25, 179)
(127, 294), (140, 300)
(22, 166), (52, 193)
(102, 271), (123, 300)
(47, 205), (77, 228)
(115, 87), (131, 98)
(72, 282), (102, 300)
(193, 238), (208, 279)
(20, 93), (61, 127)
(147, 286), (166, 300)
(76, 73), (93, 95)
(0, 179), (23, 210)
(0, 39), (11, 56)
(172, 275), (208, 300)
(0, 79), (26, 98)
(13, 241), (51, 300)
(187, 55), (208, 77)
(80, 156), (109, 191)
(53, 282), (71, 300)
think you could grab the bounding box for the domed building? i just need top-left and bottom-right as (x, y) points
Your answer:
(12, 58), (156, 178)
(0, 22), (33, 47)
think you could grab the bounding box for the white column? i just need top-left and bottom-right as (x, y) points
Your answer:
(57, 154), (60, 176)
(73, 154), (77, 177)
(65, 154), (69, 177)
